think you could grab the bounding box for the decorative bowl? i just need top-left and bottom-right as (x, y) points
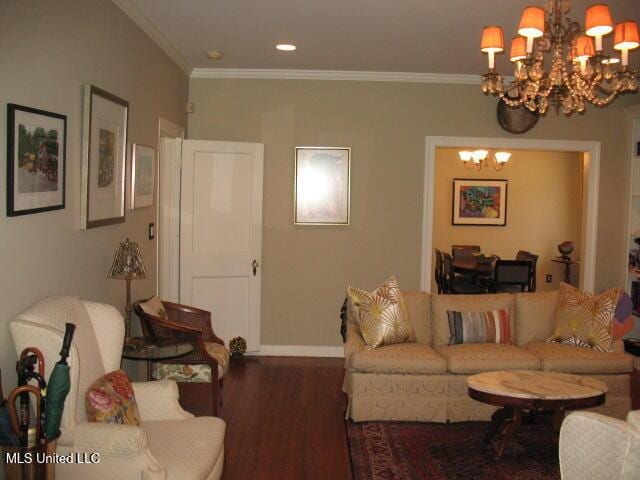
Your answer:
(558, 241), (575, 256)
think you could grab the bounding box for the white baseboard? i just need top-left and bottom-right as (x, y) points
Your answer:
(249, 345), (344, 358)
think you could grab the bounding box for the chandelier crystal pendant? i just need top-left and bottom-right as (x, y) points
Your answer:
(459, 150), (511, 171)
(480, 0), (639, 115)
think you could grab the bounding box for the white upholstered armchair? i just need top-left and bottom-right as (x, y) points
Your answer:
(10, 296), (225, 480)
(559, 410), (640, 480)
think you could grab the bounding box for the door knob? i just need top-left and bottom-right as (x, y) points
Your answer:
(252, 260), (259, 276)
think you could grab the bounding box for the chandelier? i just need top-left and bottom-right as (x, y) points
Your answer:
(458, 150), (511, 171)
(480, 1), (639, 115)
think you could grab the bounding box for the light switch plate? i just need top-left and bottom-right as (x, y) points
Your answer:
(148, 223), (155, 240)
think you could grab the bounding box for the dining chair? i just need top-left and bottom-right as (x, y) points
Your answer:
(434, 249), (445, 294)
(489, 260), (533, 293)
(516, 251), (539, 292)
(452, 245), (481, 258)
(444, 252), (486, 294)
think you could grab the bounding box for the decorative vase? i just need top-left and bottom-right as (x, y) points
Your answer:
(558, 240), (575, 258)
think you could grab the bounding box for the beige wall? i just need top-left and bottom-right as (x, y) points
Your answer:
(0, 0), (188, 392)
(433, 148), (582, 292)
(189, 78), (637, 348)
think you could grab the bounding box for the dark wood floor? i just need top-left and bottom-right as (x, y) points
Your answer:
(220, 356), (351, 480)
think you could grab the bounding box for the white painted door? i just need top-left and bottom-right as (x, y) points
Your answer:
(180, 140), (264, 352)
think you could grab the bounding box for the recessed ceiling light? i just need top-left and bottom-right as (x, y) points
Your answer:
(276, 44), (296, 51)
(206, 49), (223, 60)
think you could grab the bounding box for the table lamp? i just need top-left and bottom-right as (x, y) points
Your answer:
(108, 238), (147, 345)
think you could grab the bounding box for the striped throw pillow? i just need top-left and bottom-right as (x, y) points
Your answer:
(447, 309), (511, 345)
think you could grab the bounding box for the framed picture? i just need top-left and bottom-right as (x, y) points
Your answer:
(294, 147), (351, 225)
(131, 144), (155, 209)
(452, 179), (508, 226)
(81, 85), (128, 229)
(7, 104), (66, 216)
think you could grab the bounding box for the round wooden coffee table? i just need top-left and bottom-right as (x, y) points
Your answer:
(467, 370), (607, 459)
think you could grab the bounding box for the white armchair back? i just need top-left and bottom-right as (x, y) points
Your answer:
(10, 296), (124, 445)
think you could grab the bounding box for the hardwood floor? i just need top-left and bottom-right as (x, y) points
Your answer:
(220, 356), (351, 480)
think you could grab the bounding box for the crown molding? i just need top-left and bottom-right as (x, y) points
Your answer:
(112, 0), (192, 76)
(191, 68), (483, 84)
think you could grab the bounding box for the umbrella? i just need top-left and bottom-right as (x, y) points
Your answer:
(6, 385), (42, 444)
(0, 370), (19, 447)
(44, 323), (75, 440)
(17, 348), (47, 445)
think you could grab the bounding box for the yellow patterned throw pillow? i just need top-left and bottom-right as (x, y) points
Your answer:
(347, 276), (415, 349)
(547, 282), (621, 352)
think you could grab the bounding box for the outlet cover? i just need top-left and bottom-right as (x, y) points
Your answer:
(546, 274), (552, 283)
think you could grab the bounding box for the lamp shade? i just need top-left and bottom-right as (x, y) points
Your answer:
(573, 35), (595, 61)
(614, 21), (640, 50)
(108, 238), (147, 280)
(459, 151), (474, 162)
(510, 36), (527, 62)
(481, 26), (504, 52)
(585, 4), (614, 37)
(518, 7), (545, 38)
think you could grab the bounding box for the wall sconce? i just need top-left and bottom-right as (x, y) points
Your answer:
(459, 149), (511, 171)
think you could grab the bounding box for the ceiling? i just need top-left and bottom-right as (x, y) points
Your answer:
(125, 0), (640, 74)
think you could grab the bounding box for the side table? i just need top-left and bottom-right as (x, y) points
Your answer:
(122, 337), (194, 381)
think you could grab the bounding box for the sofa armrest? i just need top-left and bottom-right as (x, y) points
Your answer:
(344, 322), (366, 368)
(559, 412), (636, 480)
(133, 380), (194, 421)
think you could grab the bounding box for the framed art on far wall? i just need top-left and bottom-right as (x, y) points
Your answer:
(294, 146), (351, 225)
(452, 178), (508, 226)
(131, 144), (155, 209)
(7, 104), (66, 216)
(81, 84), (129, 229)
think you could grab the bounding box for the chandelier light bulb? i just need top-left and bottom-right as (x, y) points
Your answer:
(494, 152), (511, 164)
(458, 151), (474, 162)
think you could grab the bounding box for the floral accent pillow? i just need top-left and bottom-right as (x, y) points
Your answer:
(546, 282), (621, 352)
(140, 296), (168, 320)
(347, 276), (415, 349)
(86, 370), (141, 425)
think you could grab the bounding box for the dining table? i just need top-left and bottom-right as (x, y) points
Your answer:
(452, 256), (495, 278)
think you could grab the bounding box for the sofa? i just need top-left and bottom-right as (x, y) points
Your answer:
(343, 290), (634, 423)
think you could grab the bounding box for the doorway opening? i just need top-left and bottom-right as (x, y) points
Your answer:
(421, 137), (600, 293)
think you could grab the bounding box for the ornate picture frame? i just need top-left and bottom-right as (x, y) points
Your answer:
(7, 104), (66, 216)
(81, 85), (129, 229)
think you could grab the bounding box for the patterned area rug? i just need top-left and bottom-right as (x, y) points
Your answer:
(347, 421), (560, 480)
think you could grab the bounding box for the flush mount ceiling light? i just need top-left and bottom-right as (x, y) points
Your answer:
(459, 149), (511, 171)
(206, 49), (223, 60)
(480, 0), (639, 115)
(276, 44), (296, 51)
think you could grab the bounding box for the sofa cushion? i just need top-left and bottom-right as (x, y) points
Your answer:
(524, 342), (634, 374)
(431, 294), (515, 347)
(350, 343), (447, 375)
(447, 309), (511, 345)
(347, 276), (415, 349)
(514, 291), (558, 345)
(547, 283), (621, 352)
(435, 344), (540, 374)
(402, 291), (431, 345)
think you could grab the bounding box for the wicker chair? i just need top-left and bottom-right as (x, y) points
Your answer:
(133, 299), (229, 417)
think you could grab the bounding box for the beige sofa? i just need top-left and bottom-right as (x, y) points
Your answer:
(343, 290), (634, 423)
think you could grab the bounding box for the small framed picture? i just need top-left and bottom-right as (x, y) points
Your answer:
(131, 144), (155, 209)
(7, 104), (66, 216)
(294, 147), (351, 225)
(81, 85), (129, 229)
(452, 178), (508, 226)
